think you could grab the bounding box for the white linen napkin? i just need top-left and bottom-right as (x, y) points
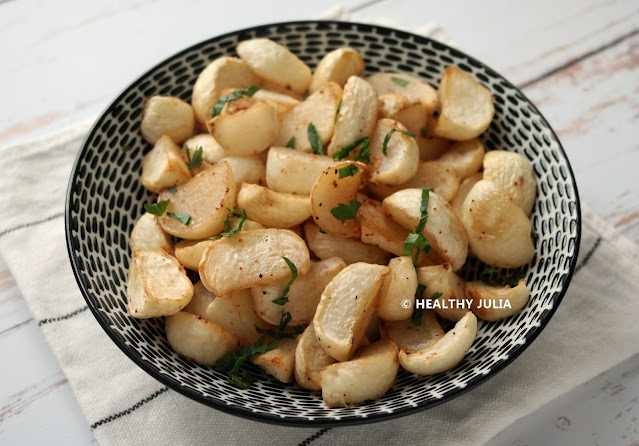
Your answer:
(2, 29), (639, 446)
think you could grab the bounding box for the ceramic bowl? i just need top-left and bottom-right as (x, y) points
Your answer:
(66, 21), (581, 426)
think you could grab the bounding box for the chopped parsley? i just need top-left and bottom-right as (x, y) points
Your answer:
(167, 186), (178, 194)
(382, 128), (415, 156)
(330, 200), (361, 221)
(531, 227), (538, 239)
(332, 138), (363, 160)
(223, 208), (247, 236)
(211, 85), (260, 118)
(334, 98), (342, 124)
(122, 145), (131, 153)
(503, 272), (527, 287)
(184, 145), (203, 169)
(209, 208), (247, 240)
(402, 188), (431, 266)
(307, 123), (324, 155)
(412, 288), (443, 326)
(338, 164), (362, 179)
(286, 136), (296, 149)
(272, 257), (298, 305)
(144, 200), (170, 216)
(352, 138), (372, 163)
(214, 336), (276, 389)
(167, 212), (191, 226)
(391, 77), (409, 87)
(479, 268), (527, 288)
(255, 309), (303, 340)
(332, 136), (373, 164)
(412, 284), (427, 325)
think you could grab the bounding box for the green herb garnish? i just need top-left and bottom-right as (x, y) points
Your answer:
(278, 310), (303, 336)
(420, 128), (429, 137)
(333, 137), (373, 163)
(122, 145), (131, 153)
(402, 188), (431, 266)
(222, 208), (247, 236)
(412, 289), (443, 326)
(307, 123), (324, 155)
(331, 136), (372, 164)
(215, 336), (276, 389)
(338, 164), (362, 179)
(382, 128), (415, 156)
(318, 228), (327, 234)
(330, 200), (361, 221)
(531, 227), (538, 239)
(168, 186), (178, 194)
(503, 271), (527, 287)
(479, 269), (527, 288)
(332, 137), (365, 160)
(271, 257), (298, 305)
(391, 77), (409, 87)
(209, 208), (247, 240)
(211, 85), (260, 118)
(412, 284), (427, 326)
(352, 137), (372, 163)
(144, 200), (170, 216)
(184, 145), (203, 169)
(255, 309), (303, 340)
(167, 212), (191, 226)
(479, 269), (498, 285)
(334, 98), (342, 124)
(286, 136), (296, 149)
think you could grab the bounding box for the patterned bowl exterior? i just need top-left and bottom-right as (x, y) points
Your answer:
(66, 21), (581, 426)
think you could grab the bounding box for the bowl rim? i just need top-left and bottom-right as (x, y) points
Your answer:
(65, 19), (582, 427)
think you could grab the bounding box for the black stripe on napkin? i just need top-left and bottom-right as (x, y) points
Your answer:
(575, 236), (602, 274)
(298, 428), (332, 446)
(0, 212), (64, 239)
(91, 386), (169, 430)
(38, 305), (89, 326)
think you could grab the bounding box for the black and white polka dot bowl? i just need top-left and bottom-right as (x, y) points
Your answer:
(65, 21), (581, 426)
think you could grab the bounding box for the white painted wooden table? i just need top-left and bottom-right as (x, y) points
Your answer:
(1, 0), (637, 444)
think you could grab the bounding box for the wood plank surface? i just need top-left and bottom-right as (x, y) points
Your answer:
(487, 353), (639, 445)
(354, 0), (639, 86)
(0, 0), (367, 148)
(0, 319), (95, 444)
(522, 33), (639, 241)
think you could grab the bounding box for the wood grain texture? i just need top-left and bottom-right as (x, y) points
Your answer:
(353, 0), (639, 86)
(0, 0), (366, 148)
(523, 33), (639, 242)
(0, 317), (95, 444)
(486, 353), (639, 445)
(0, 381), (97, 445)
(0, 375), (67, 423)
